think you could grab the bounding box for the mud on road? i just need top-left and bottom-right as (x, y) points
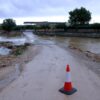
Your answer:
(0, 44), (100, 100)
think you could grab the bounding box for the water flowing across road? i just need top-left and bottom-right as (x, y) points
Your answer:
(0, 30), (35, 55)
(0, 38), (100, 100)
(37, 36), (100, 54)
(0, 31), (100, 100)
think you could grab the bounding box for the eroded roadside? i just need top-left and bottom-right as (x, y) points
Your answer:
(67, 46), (100, 77)
(0, 45), (41, 91)
(57, 42), (100, 77)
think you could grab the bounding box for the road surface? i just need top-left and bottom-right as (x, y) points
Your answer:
(0, 44), (100, 100)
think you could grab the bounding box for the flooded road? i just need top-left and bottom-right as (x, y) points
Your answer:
(37, 36), (100, 54)
(0, 30), (35, 46)
(0, 32), (100, 100)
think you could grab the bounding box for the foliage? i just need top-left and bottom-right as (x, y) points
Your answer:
(12, 45), (28, 56)
(14, 25), (37, 30)
(66, 23), (100, 29)
(54, 23), (67, 29)
(90, 23), (100, 29)
(38, 25), (50, 29)
(68, 7), (91, 25)
(2, 19), (16, 32)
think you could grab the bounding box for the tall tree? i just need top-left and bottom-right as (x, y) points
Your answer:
(68, 7), (91, 25)
(2, 18), (16, 32)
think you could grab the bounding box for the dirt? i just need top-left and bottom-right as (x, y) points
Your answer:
(68, 45), (100, 62)
(0, 44), (100, 100)
(0, 45), (41, 91)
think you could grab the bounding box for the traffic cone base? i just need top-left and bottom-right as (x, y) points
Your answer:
(59, 87), (77, 95)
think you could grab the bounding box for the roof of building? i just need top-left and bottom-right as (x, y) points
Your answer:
(24, 21), (65, 25)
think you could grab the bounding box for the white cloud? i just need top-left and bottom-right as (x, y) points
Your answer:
(0, 0), (100, 24)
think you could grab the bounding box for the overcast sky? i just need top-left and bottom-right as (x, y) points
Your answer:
(0, 0), (100, 24)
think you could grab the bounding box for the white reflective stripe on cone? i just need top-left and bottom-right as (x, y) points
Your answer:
(65, 72), (71, 82)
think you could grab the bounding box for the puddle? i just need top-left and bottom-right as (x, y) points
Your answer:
(0, 47), (11, 55)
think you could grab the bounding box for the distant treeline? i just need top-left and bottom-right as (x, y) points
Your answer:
(10, 23), (100, 30)
(1, 23), (100, 31)
(66, 23), (100, 29)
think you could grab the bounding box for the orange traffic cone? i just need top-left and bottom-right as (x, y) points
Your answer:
(59, 64), (77, 95)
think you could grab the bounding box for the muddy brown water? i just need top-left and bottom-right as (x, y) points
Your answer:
(37, 36), (100, 54)
(0, 33), (100, 94)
